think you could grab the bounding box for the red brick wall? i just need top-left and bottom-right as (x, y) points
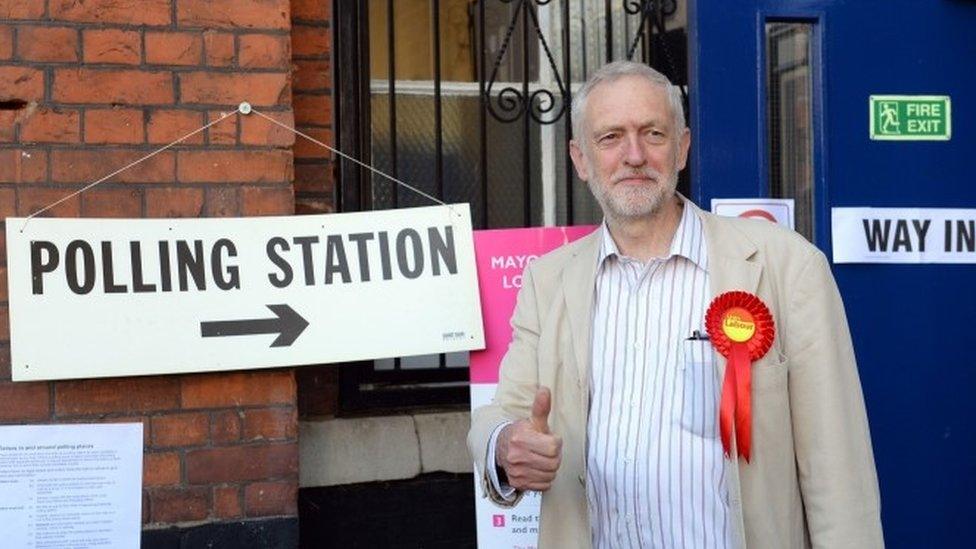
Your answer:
(291, 0), (333, 215)
(290, 0), (341, 418)
(0, 0), (335, 530)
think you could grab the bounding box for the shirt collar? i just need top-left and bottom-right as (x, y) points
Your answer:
(596, 197), (708, 270)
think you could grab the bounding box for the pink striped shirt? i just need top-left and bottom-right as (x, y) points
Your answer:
(587, 203), (732, 548)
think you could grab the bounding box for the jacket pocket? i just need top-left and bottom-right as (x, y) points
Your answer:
(752, 351), (788, 395)
(678, 340), (720, 438)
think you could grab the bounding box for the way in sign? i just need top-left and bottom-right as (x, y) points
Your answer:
(862, 218), (975, 252)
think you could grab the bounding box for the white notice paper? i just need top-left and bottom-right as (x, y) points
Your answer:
(711, 198), (795, 229)
(0, 423), (143, 549)
(470, 384), (542, 548)
(831, 207), (976, 263)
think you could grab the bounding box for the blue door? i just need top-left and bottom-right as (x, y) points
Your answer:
(688, 1), (975, 545)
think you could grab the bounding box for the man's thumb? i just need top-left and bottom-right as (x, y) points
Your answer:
(530, 387), (551, 434)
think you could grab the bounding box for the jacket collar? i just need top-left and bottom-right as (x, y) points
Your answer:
(560, 195), (764, 391)
(688, 199), (762, 298)
(595, 198), (708, 271)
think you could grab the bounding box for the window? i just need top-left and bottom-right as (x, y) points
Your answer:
(766, 21), (815, 240)
(334, 0), (688, 413)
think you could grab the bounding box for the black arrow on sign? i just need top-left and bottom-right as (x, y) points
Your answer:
(200, 304), (309, 347)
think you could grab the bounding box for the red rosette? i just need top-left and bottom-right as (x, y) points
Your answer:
(705, 291), (775, 360)
(705, 291), (775, 462)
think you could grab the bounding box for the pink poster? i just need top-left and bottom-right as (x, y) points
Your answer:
(469, 225), (596, 549)
(470, 225), (597, 384)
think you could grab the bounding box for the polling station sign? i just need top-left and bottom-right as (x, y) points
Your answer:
(5, 205), (485, 381)
(832, 207), (976, 263)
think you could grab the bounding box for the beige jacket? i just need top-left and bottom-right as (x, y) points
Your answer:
(468, 201), (883, 548)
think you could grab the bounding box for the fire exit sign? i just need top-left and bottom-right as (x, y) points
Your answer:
(870, 95), (951, 141)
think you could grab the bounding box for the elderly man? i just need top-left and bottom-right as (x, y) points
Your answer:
(468, 61), (883, 548)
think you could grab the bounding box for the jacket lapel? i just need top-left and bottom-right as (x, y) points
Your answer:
(697, 203), (762, 304)
(695, 203), (763, 382)
(561, 231), (601, 393)
(693, 203), (765, 549)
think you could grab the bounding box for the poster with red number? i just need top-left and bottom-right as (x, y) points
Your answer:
(470, 225), (596, 549)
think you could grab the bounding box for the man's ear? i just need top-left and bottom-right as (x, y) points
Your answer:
(569, 139), (590, 181)
(676, 127), (691, 171)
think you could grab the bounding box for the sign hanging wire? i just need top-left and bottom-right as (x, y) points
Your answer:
(20, 110), (237, 232)
(20, 101), (455, 232)
(247, 107), (450, 211)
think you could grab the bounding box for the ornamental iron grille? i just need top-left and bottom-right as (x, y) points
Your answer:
(332, 0), (688, 413)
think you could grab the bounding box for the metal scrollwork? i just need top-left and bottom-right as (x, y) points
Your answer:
(624, 0), (682, 99)
(626, 0), (659, 60)
(625, 0), (676, 16)
(485, 0), (568, 125)
(527, 88), (562, 125)
(624, 0), (645, 15)
(489, 86), (525, 123)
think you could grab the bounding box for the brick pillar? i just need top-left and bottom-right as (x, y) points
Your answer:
(289, 1), (341, 419)
(0, 0), (309, 538)
(291, 0), (334, 215)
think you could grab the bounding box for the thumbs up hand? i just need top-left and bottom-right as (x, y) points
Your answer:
(530, 385), (552, 434)
(496, 387), (563, 492)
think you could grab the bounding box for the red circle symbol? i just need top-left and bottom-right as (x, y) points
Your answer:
(738, 209), (777, 222)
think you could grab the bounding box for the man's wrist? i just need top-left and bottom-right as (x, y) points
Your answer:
(494, 422), (512, 470)
(496, 462), (510, 484)
(487, 421), (517, 501)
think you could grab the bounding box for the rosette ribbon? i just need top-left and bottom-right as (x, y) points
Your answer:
(705, 291), (775, 461)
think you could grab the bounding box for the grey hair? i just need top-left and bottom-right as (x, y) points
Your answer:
(571, 61), (686, 140)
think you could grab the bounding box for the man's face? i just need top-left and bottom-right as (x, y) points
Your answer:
(569, 75), (691, 220)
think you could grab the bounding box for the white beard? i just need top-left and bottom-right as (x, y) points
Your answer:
(588, 167), (678, 221)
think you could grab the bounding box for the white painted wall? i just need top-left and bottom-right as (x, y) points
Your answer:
(299, 411), (473, 487)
